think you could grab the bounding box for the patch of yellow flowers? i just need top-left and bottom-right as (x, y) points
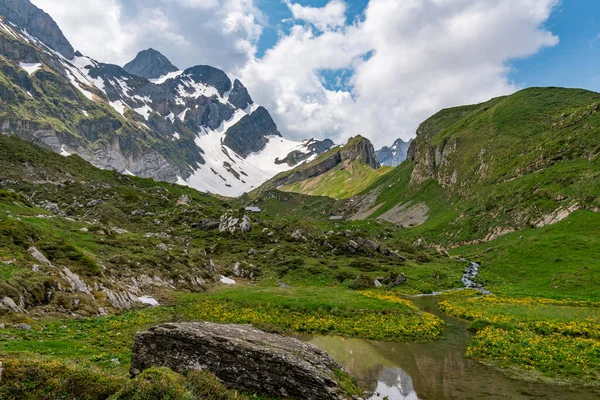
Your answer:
(185, 295), (444, 342)
(440, 294), (600, 382)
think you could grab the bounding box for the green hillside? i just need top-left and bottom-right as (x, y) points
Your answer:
(352, 87), (600, 244)
(280, 160), (392, 199)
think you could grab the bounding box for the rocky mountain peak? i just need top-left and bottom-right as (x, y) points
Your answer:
(184, 65), (232, 96)
(223, 106), (282, 158)
(376, 138), (412, 167)
(341, 135), (381, 169)
(123, 48), (178, 80)
(0, 0), (74, 59)
(227, 79), (253, 110)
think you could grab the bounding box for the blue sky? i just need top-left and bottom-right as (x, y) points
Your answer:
(509, 1), (600, 92)
(33, 0), (600, 146)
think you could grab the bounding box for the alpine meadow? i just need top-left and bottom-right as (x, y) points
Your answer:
(0, 0), (598, 399)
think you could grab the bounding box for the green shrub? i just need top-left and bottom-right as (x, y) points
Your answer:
(110, 368), (187, 400)
(0, 357), (123, 400)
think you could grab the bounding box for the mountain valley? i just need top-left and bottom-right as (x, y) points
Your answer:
(0, 1), (599, 399)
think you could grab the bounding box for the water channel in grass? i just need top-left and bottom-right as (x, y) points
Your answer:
(299, 295), (600, 400)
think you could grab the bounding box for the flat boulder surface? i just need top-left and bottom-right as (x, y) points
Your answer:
(130, 322), (353, 400)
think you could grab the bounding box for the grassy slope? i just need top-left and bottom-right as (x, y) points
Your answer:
(279, 161), (392, 199)
(452, 210), (600, 301)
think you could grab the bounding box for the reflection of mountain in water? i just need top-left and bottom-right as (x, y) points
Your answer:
(368, 368), (419, 400)
(300, 296), (600, 400)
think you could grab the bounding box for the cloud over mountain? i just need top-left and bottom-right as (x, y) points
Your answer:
(31, 0), (560, 146)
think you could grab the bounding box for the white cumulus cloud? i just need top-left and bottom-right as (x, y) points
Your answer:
(240, 0), (560, 146)
(284, 0), (347, 31)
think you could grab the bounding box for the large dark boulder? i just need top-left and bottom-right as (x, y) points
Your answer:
(130, 322), (355, 400)
(124, 48), (179, 80)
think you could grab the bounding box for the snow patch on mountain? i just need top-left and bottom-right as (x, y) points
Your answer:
(19, 62), (41, 75)
(151, 70), (183, 84)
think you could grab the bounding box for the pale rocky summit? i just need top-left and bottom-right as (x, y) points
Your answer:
(130, 322), (355, 400)
(123, 48), (178, 80)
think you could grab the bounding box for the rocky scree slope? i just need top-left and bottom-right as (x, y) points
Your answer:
(347, 87), (600, 245)
(0, 0), (333, 196)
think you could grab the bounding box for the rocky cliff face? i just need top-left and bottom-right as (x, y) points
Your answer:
(0, 0), (335, 197)
(123, 48), (178, 80)
(222, 106), (281, 157)
(0, 0), (74, 58)
(376, 138), (412, 167)
(227, 78), (253, 110)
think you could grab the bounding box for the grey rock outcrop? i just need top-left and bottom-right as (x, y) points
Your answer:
(130, 322), (353, 400)
(123, 48), (178, 80)
(227, 79), (253, 110)
(219, 212), (252, 233)
(223, 106), (282, 157)
(0, 0), (74, 59)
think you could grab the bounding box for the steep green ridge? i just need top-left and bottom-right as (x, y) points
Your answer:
(258, 135), (382, 194)
(352, 87), (600, 244)
(279, 160), (392, 199)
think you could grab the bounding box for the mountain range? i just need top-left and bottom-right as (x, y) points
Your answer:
(0, 0), (338, 196)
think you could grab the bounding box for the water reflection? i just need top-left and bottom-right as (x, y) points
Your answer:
(299, 296), (600, 400)
(369, 368), (419, 400)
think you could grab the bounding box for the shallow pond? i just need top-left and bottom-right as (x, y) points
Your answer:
(299, 296), (600, 400)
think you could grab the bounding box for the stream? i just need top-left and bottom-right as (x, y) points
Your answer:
(299, 260), (600, 399)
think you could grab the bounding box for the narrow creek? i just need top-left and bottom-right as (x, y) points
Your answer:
(299, 260), (600, 399)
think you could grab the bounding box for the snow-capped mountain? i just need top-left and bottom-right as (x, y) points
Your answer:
(376, 138), (412, 167)
(0, 0), (334, 196)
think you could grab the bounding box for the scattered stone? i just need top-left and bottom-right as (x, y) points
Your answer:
(60, 267), (92, 294)
(219, 212), (252, 233)
(86, 200), (102, 207)
(15, 323), (32, 331)
(130, 322), (351, 400)
(31, 264), (40, 272)
(28, 247), (52, 266)
(156, 243), (168, 251)
(383, 272), (406, 287)
(111, 358), (121, 365)
(365, 240), (379, 251)
(176, 195), (190, 205)
(80, 227), (89, 233)
(348, 240), (359, 250)
(232, 262), (259, 279)
(290, 229), (308, 241)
